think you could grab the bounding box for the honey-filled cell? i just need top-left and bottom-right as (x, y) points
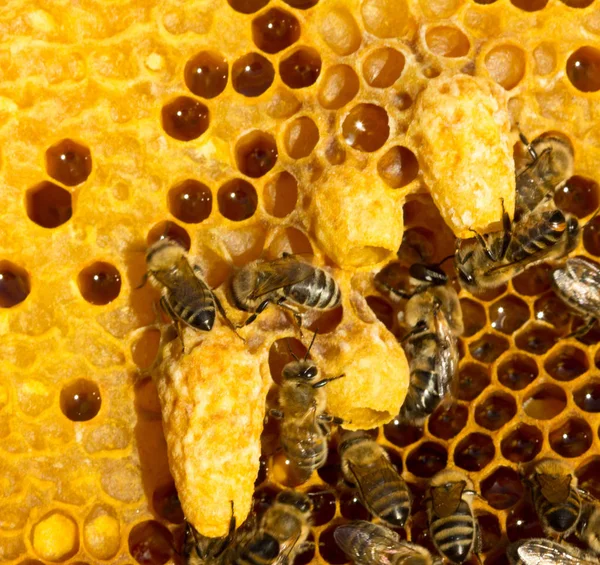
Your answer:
(566, 46), (600, 92)
(252, 8), (300, 54)
(26, 182), (73, 228)
(0, 261), (30, 308)
(184, 51), (228, 99)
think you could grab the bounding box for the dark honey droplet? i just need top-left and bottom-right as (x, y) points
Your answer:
(383, 418), (423, 448)
(497, 354), (538, 391)
(509, 0), (548, 11)
(501, 424), (543, 463)
(513, 263), (552, 295)
(489, 295), (529, 334)
(152, 482), (184, 524)
(523, 384), (567, 420)
(460, 298), (486, 337)
(147, 221), (191, 251)
(217, 179), (258, 221)
(406, 441), (448, 478)
(544, 345), (589, 381)
(549, 417), (593, 457)
(235, 131), (278, 178)
(428, 403), (468, 440)
(567, 46), (600, 92)
(168, 180), (212, 224)
(458, 363), (491, 401)
(0, 262), (30, 308)
(377, 146), (418, 188)
(577, 460), (600, 499)
(340, 488), (370, 520)
(60, 379), (102, 422)
(515, 324), (558, 355)
(184, 51), (228, 99)
(365, 296), (394, 330)
(454, 433), (495, 471)
(128, 520), (173, 565)
(232, 53), (275, 97)
(342, 103), (390, 152)
(307, 488), (336, 526)
(319, 523), (350, 564)
(161, 97), (209, 142)
(228, 0), (269, 14)
(584, 215), (600, 257)
(280, 47), (321, 89)
(78, 262), (121, 305)
(574, 380), (600, 412)
(45, 139), (92, 187)
(555, 176), (599, 218)
(506, 502), (545, 541)
(534, 292), (572, 330)
(475, 393), (516, 431)
(478, 512), (502, 553)
(252, 8), (300, 54)
(469, 333), (509, 363)
(26, 181), (73, 228)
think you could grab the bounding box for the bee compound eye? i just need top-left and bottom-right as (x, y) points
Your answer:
(303, 366), (318, 379)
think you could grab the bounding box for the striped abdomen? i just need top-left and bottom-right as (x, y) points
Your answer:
(535, 486), (581, 534)
(284, 267), (340, 310)
(430, 500), (476, 564)
(280, 421), (328, 475)
(165, 280), (216, 332)
(361, 465), (411, 527)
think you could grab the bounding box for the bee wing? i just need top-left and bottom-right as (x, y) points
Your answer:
(432, 309), (460, 401)
(166, 257), (213, 305)
(575, 258), (600, 286)
(334, 522), (403, 565)
(347, 456), (404, 514)
(249, 257), (314, 300)
(515, 147), (555, 215)
(432, 481), (465, 518)
(538, 474), (571, 503)
(508, 539), (596, 565)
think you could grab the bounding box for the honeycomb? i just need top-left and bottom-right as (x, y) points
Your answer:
(1, 0), (600, 564)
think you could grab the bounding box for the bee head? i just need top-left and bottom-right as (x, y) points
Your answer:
(276, 490), (313, 514)
(146, 238), (186, 271)
(282, 360), (318, 381)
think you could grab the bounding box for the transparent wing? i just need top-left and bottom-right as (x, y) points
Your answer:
(334, 522), (405, 565)
(510, 539), (597, 565)
(250, 257), (314, 300)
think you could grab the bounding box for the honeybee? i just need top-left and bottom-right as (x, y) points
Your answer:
(338, 430), (412, 527)
(579, 502), (600, 555)
(334, 520), (436, 565)
(426, 469), (480, 564)
(230, 253), (341, 328)
(507, 538), (599, 565)
(183, 504), (236, 565)
(552, 257), (600, 337)
(529, 459), (582, 539)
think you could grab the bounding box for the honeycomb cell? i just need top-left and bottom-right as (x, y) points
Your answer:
(515, 323), (558, 355)
(279, 47), (321, 89)
(425, 25), (470, 58)
(533, 42), (557, 75)
(217, 179), (258, 221)
(319, 523), (349, 565)
(167, 179), (212, 224)
(0, 261), (30, 308)
(406, 441), (448, 478)
(533, 292), (571, 331)
(501, 424), (543, 462)
(184, 51), (228, 99)
(32, 511), (79, 562)
(307, 487), (336, 526)
(320, 7), (361, 56)
(77, 262), (122, 305)
(273, 450), (312, 486)
(576, 459), (600, 499)
(317, 447), (343, 485)
(340, 488), (370, 520)
(45, 139), (92, 187)
(584, 215), (600, 256)
(471, 284), (508, 302)
(383, 418), (424, 448)
(232, 53), (275, 97)
(555, 175), (599, 219)
(512, 263), (552, 295)
(497, 354), (538, 390)
(544, 345), (589, 381)
(567, 46), (600, 92)
(295, 532), (315, 565)
(60, 379), (101, 422)
(428, 403), (468, 440)
(83, 512), (120, 560)
(252, 8), (300, 54)
(458, 363), (490, 401)
(510, 0), (548, 10)
(469, 333), (509, 363)
(460, 298), (486, 337)
(365, 295), (394, 330)
(317, 65), (360, 110)
(161, 97), (209, 142)
(523, 383), (566, 420)
(549, 417), (593, 457)
(478, 512), (502, 554)
(484, 45), (526, 90)
(263, 171), (298, 217)
(396, 92), (413, 110)
(26, 182), (73, 228)
(235, 131), (278, 178)
(284, 116), (319, 159)
(342, 104), (390, 152)
(282, 0), (318, 8)
(480, 467), (524, 510)
(306, 305), (343, 334)
(376, 146), (419, 189)
(454, 433), (495, 471)
(147, 221), (191, 251)
(489, 295), (529, 334)
(363, 47), (405, 88)
(268, 227), (313, 258)
(228, 0), (268, 14)
(506, 502), (545, 541)
(572, 317), (600, 346)
(134, 377), (162, 417)
(475, 392), (517, 431)
(268, 337), (308, 386)
(573, 380), (600, 412)
(152, 482), (184, 524)
(361, 0), (412, 38)
(128, 520), (173, 565)
(325, 139), (347, 165)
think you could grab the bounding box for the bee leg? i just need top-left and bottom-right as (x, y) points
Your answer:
(518, 130), (539, 162)
(469, 228), (499, 262)
(275, 297), (304, 336)
(498, 197), (513, 260)
(159, 297), (186, 353)
(566, 317), (596, 339)
(400, 319), (428, 342)
(318, 413), (345, 426)
(238, 298), (273, 328)
(212, 292), (246, 342)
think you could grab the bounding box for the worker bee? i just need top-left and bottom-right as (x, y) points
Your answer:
(334, 520), (436, 565)
(529, 459), (582, 539)
(552, 257), (600, 337)
(338, 430), (412, 527)
(507, 538), (599, 565)
(426, 469), (480, 564)
(229, 253), (341, 328)
(183, 505), (236, 565)
(579, 502), (600, 555)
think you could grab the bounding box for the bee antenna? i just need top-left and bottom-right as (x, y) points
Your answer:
(435, 254), (455, 267)
(584, 206), (600, 227)
(285, 338), (300, 362)
(135, 272), (149, 290)
(305, 329), (318, 360)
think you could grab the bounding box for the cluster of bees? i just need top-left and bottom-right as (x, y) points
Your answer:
(142, 129), (600, 565)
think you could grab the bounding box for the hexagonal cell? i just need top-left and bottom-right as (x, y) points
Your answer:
(228, 0), (268, 13)
(161, 97), (209, 141)
(131, 329), (161, 370)
(342, 103), (390, 152)
(549, 417), (593, 457)
(428, 402), (468, 440)
(523, 383), (566, 420)
(295, 533), (315, 565)
(60, 379), (101, 422)
(576, 458), (600, 499)
(481, 466), (524, 510)
(27, 180), (74, 229)
(235, 130), (278, 178)
(506, 502), (545, 541)
(489, 295), (529, 334)
(406, 441), (448, 478)
(325, 138), (347, 165)
(318, 65), (360, 110)
(567, 46), (600, 92)
(460, 298), (486, 337)
(383, 418), (423, 448)
(263, 171), (298, 218)
(544, 345), (589, 382)
(168, 179), (212, 224)
(32, 511), (79, 561)
(0, 261), (30, 308)
(231, 53), (275, 97)
(497, 354), (538, 391)
(284, 116), (319, 159)
(555, 176), (599, 219)
(501, 424), (543, 463)
(217, 179), (258, 221)
(515, 323), (559, 355)
(376, 146), (419, 189)
(485, 45), (526, 90)
(478, 511), (502, 554)
(279, 47), (321, 89)
(252, 8), (300, 54)
(45, 139), (92, 187)
(512, 263), (552, 295)
(82, 507), (121, 561)
(425, 25), (470, 57)
(184, 51), (228, 99)
(533, 292), (572, 331)
(128, 520), (173, 565)
(307, 487), (336, 526)
(317, 447), (343, 486)
(152, 482), (184, 524)
(454, 432), (495, 471)
(475, 392), (517, 431)
(573, 380), (600, 412)
(147, 220), (191, 251)
(77, 262), (122, 305)
(458, 362), (490, 401)
(319, 522), (350, 565)
(363, 47), (405, 88)
(510, 0), (548, 10)
(469, 333), (509, 363)
(584, 214), (600, 256)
